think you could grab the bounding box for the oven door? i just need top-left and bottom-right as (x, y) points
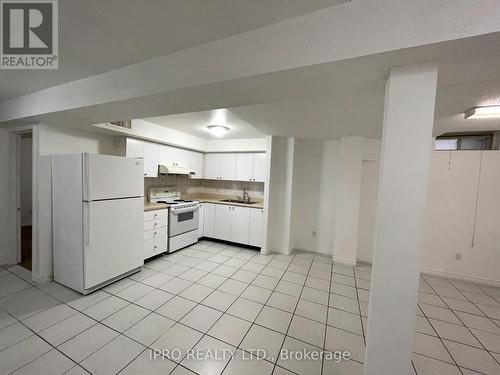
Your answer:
(169, 205), (199, 237)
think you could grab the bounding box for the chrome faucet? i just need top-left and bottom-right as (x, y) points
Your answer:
(241, 188), (250, 203)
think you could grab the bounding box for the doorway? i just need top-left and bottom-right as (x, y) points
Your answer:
(18, 132), (33, 270)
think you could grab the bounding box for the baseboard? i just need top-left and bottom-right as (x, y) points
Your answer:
(332, 256), (356, 266)
(33, 275), (52, 285)
(420, 267), (500, 288)
(354, 258), (500, 288)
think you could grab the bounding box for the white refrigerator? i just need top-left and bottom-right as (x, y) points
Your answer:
(52, 153), (144, 294)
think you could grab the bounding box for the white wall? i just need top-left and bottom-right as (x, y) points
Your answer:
(266, 136), (295, 254)
(356, 149), (500, 286)
(34, 124), (123, 282)
(0, 128), (17, 265)
(357, 140), (381, 262)
(20, 136), (32, 226)
(332, 137), (364, 265)
(38, 125), (123, 156)
(422, 151), (500, 285)
(290, 139), (340, 255)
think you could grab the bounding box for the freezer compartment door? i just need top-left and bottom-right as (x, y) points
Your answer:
(83, 153), (144, 201)
(84, 197), (144, 289)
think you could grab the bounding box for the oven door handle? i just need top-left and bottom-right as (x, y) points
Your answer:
(171, 206), (199, 215)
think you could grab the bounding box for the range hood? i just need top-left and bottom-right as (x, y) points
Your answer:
(158, 164), (195, 176)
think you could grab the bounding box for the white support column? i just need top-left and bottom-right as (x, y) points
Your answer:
(333, 136), (363, 265)
(364, 65), (438, 375)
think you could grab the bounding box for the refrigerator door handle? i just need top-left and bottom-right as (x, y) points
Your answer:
(84, 202), (92, 245)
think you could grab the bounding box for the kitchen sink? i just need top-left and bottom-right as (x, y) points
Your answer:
(220, 199), (259, 205)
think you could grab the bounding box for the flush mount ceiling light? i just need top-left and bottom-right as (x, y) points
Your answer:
(465, 105), (500, 119)
(207, 125), (229, 137)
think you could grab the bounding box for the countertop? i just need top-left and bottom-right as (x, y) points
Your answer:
(144, 202), (170, 212)
(182, 194), (264, 209)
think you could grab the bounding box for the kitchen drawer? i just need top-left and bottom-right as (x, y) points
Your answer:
(144, 227), (166, 241)
(144, 209), (167, 222)
(144, 234), (167, 259)
(143, 217), (167, 231)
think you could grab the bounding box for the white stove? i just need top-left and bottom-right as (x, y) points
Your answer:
(149, 188), (200, 253)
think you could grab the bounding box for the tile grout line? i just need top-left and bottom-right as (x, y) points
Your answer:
(436, 277), (500, 368)
(270, 253), (315, 375)
(320, 258), (334, 375)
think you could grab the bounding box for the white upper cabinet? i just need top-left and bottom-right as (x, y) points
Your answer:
(235, 154), (254, 182)
(235, 153), (266, 182)
(175, 148), (189, 167)
(204, 154), (220, 180)
(204, 153), (236, 180)
(128, 137), (264, 182)
(220, 154), (237, 180)
(126, 138), (158, 177)
(126, 138), (144, 159)
(158, 145), (189, 167)
(158, 144), (174, 166)
(252, 153), (266, 182)
(188, 151), (204, 179)
(143, 143), (159, 177)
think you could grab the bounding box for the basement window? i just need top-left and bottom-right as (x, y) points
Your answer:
(435, 133), (493, 151)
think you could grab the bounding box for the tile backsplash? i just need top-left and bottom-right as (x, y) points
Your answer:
(144, 175), (264, 201)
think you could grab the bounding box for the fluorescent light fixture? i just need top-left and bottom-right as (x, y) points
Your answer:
(465, 105), (500, 119)
(207, 125), (229, 137)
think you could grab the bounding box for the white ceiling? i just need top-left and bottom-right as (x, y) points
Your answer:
(0, 0), (347, 102)
(5, 31), (500, 141)
(227, 32), (500, 138)
(144, 109), (264, 139)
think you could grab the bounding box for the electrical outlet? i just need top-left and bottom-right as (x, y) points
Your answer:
(312, 231), (317, 237)
(455, 252), (462, 261)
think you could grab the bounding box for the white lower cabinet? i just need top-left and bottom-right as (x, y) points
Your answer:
(203, 203), (215, 237)
(249, 209), (264, 247)
(203, 204), (261, 247)
(143, 209), (168, 260)
(214, 204), (232, 240)
(230, 206), (251, 244)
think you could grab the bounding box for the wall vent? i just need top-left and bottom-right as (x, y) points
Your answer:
(108, 120), (131, 129)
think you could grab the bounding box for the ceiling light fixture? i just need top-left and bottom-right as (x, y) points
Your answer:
(465, 105), (500, 119)
(207, 125), (229, 137)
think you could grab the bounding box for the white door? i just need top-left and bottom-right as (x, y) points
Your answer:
(220, 153), (237, 180)
(214, 204), (232, 240)
(188, 151), (204, 179)
(203, 203), (215, 237)
(252, 153), (267, 182)
(84, 154), (144, 200)
(231, 206), (250, 244)
(235, 154), (254, 182)
(204, 154), (220, 180)
(249, 209), (264, 247)
(84, 197), (143, 289)
(143, 142), (159, 177)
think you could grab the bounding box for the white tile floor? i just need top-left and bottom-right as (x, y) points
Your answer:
(0, 240), (499, 374)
